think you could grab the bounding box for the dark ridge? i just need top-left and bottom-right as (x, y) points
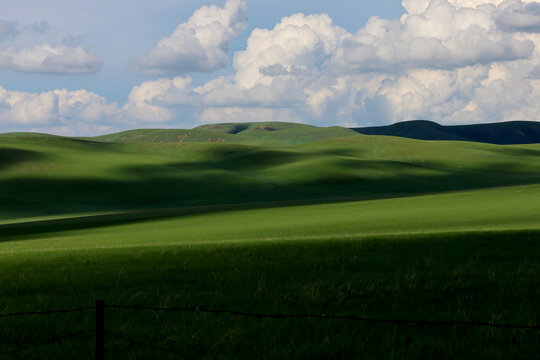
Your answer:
(351, 120), (540, 145)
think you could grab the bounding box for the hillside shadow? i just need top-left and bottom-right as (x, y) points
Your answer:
(2, 154), (540, 242)
(227, 125), (249, 134)
(124, 148), (311, 176)
(491, 147), (540, 157)
(0, 148), (45, 170)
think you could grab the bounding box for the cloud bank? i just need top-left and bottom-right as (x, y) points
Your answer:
(2, 0), (540, 135)
(124, 0), (540, 127)
(0, 85), (118, 135)
(0, 18), (101, 75)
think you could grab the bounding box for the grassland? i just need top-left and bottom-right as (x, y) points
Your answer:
(0, 124), (539, 358)
(2, 127), (540, 218)
(88, 122), (358, 146)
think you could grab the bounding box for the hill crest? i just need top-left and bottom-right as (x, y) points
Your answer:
(352, 120), (540, 145)
(3, 120), (540, 145)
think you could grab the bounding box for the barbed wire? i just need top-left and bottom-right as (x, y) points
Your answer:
(107, 304), (540, 331)
(0, 302), (537, 358)
(105, 331), (196, 359)
(2, 303), (538, 331)
(0, 306), (95, 318)
(0, 329), (95, 355)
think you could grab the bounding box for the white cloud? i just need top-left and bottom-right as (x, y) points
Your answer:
(0, 86), (118, 126)
(197, 107), (301, 124)
(118, 77), (195, 123)
(4, 0), (540, 135)
(233, 13), (349, 88)
(497, 1), (540, 33)
(0, 44), (102, 74)
(133, 0), (247, 76)
(337, 0), (534, 72)
(123, 1), (540, 126)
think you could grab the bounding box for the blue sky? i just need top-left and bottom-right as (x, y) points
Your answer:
(1, 0), (540, 135)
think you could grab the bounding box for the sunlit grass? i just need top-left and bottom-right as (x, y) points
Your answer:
(1, 133), (539, 358)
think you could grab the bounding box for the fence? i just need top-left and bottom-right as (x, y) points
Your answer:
(1, 300), (539, 359)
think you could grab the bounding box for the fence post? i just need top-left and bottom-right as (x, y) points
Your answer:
(96, 300), (105, 360)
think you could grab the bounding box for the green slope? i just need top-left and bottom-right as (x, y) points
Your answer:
(0, 185), (538, 358)
(1, 128), (540, 359)
(2, 183), (540, 251)
(195, 121), (359, 145)
(0, 132), (62, 139)
(86, 122), (359, 146)
(88, 128), (261, 145)
(2, 133), (540, 218)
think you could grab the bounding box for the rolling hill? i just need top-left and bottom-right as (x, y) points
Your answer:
(89, 122), (359, 146)
(2, 130), (540, 219)
(352, 120), (540, 144)
(1, 122), (539, 358)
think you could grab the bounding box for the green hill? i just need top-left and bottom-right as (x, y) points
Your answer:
(0, 132), (62, 139)
(1, 126), (539, 359)
(88, 122), (359, 146)
(195, 121), (358, 145)
(353, 120), (540, 144)
(2, 131), (540, 218)
(88, 128), (258, 145)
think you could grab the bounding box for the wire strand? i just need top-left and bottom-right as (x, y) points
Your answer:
(106, 304), (540, 331)
(0, 306), (95, 318)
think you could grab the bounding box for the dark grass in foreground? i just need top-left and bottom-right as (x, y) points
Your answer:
(1, 231), (538, 359)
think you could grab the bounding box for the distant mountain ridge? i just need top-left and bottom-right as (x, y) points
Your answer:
(352, 120), (540, 145)
(2, 120), (540, 145)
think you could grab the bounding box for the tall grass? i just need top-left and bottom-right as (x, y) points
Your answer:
(0, 232), (538, 359)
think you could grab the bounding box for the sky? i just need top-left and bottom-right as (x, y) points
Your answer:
(1, 0), (540, 135)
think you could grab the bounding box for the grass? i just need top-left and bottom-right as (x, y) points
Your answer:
(87, 122), (359, 147)
(1, 133), (540, 218)
(0, 231), (538, 359)
(1, 184), (539, 358)
(0, 127), (539, 358)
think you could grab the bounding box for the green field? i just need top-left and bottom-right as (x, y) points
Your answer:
(0, 124), (539, 358)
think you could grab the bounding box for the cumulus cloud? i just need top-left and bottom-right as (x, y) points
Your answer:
(133, 0), (247, 76)
(118, 77), (192, 123)
(0, 19), (100, 75)
(198, 107), (301, 124)
(121, 0), (540, 126)
(233, 13), (349, 88)
(0, 86), (118, 127)
(497, 1), (540, 33)
(337, 0), (534, 71)
(0, 44), (102, 74)
(4, 0), (540, 135)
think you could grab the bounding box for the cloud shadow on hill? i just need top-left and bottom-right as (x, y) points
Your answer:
(0, 147), (45, 170)
(1, 156), (540, 242)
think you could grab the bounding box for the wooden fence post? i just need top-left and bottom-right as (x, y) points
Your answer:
(96, 300), (105, 360)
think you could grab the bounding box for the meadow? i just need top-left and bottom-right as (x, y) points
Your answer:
(0, 123), (539, 358)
